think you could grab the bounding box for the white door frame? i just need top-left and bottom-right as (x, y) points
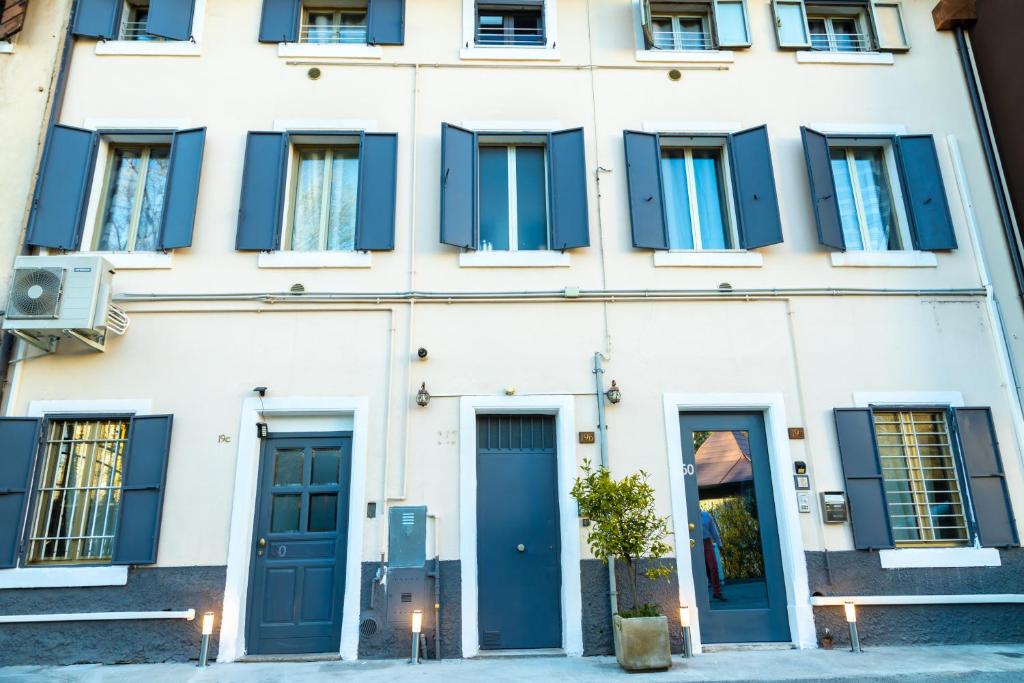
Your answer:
(459, 395), (584, 657)
(218, 396), (369, 662)
(662, 393), (816, 652)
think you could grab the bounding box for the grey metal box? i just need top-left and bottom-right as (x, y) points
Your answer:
(388, 505), (427, 568)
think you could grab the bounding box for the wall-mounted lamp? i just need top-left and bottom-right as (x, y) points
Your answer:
(256, 422), (269, 439)
(416, 383), (431, 407)
(410, 609), (423, 664)
(605, 380), (622, 405)
(198, 611), (215, 667)
(844, 601), (861, 653)
(679, 605), (692, 658)
(252, 386), (267, 397)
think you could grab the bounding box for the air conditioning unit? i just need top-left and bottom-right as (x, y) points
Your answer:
(3, 255), (129, 353)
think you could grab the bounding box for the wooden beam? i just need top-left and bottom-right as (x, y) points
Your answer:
(933, 0), (978, 31)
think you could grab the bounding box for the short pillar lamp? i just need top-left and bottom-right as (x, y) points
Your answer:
(410, 609), (424, 663)
(198, 611), (215, 667)
(415, 382), (431, 407)
(679, 605), (693, 658)
(844, 601), (862, 653)
(605, 380), (622, 404)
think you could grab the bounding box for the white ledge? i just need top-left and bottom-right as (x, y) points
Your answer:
(84, 251), (174, 270)
(0, 41), (13, 54)
(810, 593), (1023, 607)
(258, 251), (373, 269)
(796, 51), (894, 65)
(0, 609), (194, 623)
(634, 49), (734, 64)
(95, 40), (201, 57)
(830, 251), (937, 268)
(459, 251), (571, 268)
(459, 47), (561, 61)
(654, 250), (762, 268)
(277, 43), (383, 59)
(879, 547), (1001, 569)
(0, 565), (128, 590)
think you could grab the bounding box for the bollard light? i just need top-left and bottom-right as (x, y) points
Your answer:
(410, 609), (423, 664)
(844, 601), (862, 653)
(679, 606), (692, 659)
(202, 611), (215, 636)
(197, 611), (215, 667)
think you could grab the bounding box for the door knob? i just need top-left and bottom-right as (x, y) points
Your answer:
(688, 523), (695, 531)
(516, 544), (526, 552)
(689, 538), (696, 549)
(258, 538), (267, 547)
(257, 537), (266, 557)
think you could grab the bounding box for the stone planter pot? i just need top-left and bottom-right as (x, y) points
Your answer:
(612, 614), (672, 672)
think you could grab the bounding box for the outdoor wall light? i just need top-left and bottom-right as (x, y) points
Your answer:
(679, 606), (693, 658)
(605, 380), (622, 404)
(197, 611), (215, 667)
(410, 609), (424, 664)
(844, 601), (862, 653)
(416, 383), (431, 407)
(256, 422), (269, 439)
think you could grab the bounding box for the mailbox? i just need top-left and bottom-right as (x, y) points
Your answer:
(820, 492), (849, 523)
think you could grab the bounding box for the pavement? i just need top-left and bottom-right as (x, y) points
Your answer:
(2, 645), (1024, 682)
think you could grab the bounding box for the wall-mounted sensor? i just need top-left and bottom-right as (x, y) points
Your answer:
(417, 347), (428, 360)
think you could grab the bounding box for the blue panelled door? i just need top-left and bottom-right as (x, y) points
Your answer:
(477, 415), (561, 650)
(679, 413), (790, 644)
(246, 433), (352, 655)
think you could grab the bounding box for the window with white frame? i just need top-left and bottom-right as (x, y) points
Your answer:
(119, 0), (163, 41)
(475, 2), (545, 46)
(873, 410), (970, 547)
(828, 141), (909, 251)
(26, 419), (128, 565)
(807, 7), (870, 53)
(94, 142), (171, 252)
(660, 139), (737, 250)
(650, 8), (712, 50)
(286, 143), (361, 251)
(300, 2), (369, 44)
(479, 141), (549, 251)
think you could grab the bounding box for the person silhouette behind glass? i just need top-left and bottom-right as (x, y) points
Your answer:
(701, 509), (726, 601)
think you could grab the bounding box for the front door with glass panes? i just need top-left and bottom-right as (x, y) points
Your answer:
(679, 413), (790, 643)
(288, 144), (360, 251)
(245, 433), (352, 655)
(478, 143), (549, 251)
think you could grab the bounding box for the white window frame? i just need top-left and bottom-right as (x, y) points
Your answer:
(477, 140), (551, 253)
(299, 2), (369, 45)
(651, 12), (711, 51)
(659, 136), (740, 252)
(92, 141), (172, 253)
(806, 11), (870, 53)
(283, 140), (362, 253)
(95, 0), (204, 56)
(461, 0), (559, 61)
(633, 0), (735, 63)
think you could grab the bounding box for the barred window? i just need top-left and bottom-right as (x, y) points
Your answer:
(873, 410), (970, 546)
(27, 419), (128, 564)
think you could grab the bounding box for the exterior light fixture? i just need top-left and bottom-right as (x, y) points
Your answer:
(679, 606), (692, 658)
(410, 609), (424, 664)
(256, 422), (269, 439)
(416, 382), (431, 407)
(605, 380), (622, 404)
(844, 601), (861, 653)
(198, 611), (215, 667)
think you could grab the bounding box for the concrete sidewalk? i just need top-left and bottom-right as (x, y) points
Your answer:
(2, 645), (1023, 683)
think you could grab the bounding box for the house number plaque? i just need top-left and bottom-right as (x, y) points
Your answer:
(579, 431), (596, 444)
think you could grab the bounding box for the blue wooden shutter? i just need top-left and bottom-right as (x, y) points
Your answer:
(623, 130), (668, 250)
(954, 408), (1018, 548)
(548, 128), (590, 250)
(367, 0), (405, 45)
(259, 0), (300, 43)
(72, 0), (121, 39)
(236, 131), (289, 251)
(728, 125), (783, 249)
(895, 135), (957, 251)
(158, 127), (206, 250)
(112, 415), (173, 565)
(146, 0), (196, 40)
(0, 418), (41, 569)
(801, 126), (845, 250)
(26, 124), (99, 251)
(440, 123), (477, 250)
(834, 408), (895, 550)
(355, 132), (398, 251)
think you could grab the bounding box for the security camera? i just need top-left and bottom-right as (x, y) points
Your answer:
(417, 347), (429, 360)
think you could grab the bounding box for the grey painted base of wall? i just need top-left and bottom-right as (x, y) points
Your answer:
(0, 565), (226, 666)
(806, 549), (1024, 646)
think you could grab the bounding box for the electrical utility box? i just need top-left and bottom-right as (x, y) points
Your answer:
(386, 506), (432, 632)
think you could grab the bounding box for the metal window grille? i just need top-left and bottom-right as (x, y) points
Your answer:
(874, 410), (970, 547)
(27, 419), (128, 564)
(808, 16), (872, 52)
(300, 9), (368, 44)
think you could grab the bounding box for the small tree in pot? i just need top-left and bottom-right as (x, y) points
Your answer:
(572, 460), (674, 671)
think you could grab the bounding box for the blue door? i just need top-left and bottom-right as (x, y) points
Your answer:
(678, 413), (790, 643)
(477, 415), (562, 650)
(246, 433), (352, 655)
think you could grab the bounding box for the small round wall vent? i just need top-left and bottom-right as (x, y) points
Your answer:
(360, 617), (380, 637)
(290, 283), (305, 294)
(667, 69), (682, 81)
(308, 67), (322, 80)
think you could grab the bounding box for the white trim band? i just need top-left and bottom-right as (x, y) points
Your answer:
(0, 609), (195, 624)
(811, 594), (1024, 607)
(0, 565), (128, 590)
(879, 547), (1001, 569)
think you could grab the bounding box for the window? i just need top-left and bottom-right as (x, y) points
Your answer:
(772, 1), (909, 52)
(828, 144), (906, 251)
(479, 143), (549, 251)
(807, 11), (869, 53)
(660, 141), (736, 250)
(651, 12), (712, 51)
(301, 3), (368, 44)
(26, 419), (128, 565)
(640, 1), (750, 51)
(286, 144), (361, 251)
(119, 0), (162, 41)
(873, 411), (970, 547)
(476, 3), (544, 46)
(95, 143), (171, 252)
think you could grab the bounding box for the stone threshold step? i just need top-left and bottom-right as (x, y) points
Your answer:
(701, 643), (797, 653)
(238, 653), (343, 663)
(474, 648), (566, 659)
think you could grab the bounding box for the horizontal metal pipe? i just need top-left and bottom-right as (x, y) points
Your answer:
(284, 60), (727, 72)
(0, 609), (196, 624)
(810, 594), (1024, 607)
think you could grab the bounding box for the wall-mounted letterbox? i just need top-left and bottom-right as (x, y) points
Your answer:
(820, 492), (849, 523)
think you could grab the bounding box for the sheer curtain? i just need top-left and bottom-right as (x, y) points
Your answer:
(830, 150), (864, 250)
(692, 151), (730, 249)
(292, 150), (327, 250)
(854, 149), (897, 250)
(327, 150), (359, 251)
(661, 151), (693, 249)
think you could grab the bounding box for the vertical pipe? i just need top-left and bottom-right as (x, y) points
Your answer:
(593, 353), (618, 617)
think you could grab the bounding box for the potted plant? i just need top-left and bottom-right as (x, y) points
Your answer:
(572, 460), (674, 672)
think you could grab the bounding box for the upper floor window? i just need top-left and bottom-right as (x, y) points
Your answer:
(95, 144), (171, 252)
(660, 140), (736, 250)
(475, 2), (545, 47)
(120, 0), (161, 41)
(258, 0), (405, 46)
(807, 9), (869, 53)
(287, 144), (361, 251)
(71, 0), (197, 43)
(828, 144), (906, 251)
(651, 12), (712, 51)
(301, 2), (369, 44)
(479, 143), (549, 251)
(639, 1), (750, 51)
(772, 0), (909, 53)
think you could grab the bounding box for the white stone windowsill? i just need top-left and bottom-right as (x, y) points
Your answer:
(0, 566), (128, 590)
(796, 51), (894, 65)
(95, 40), (201, 57)
(84, 251), (174, 270)
(277, 43), (383, 59)
(258, 251), (373, 269)
(634, 49), (734, 64)
(654, 250), (763, 268)
(0, 41), (13, 54)
(459, 250), (570, 268)
(459, 46), (561, 61)
(879, 547), (1001, 570)
(830, 251), (937, 268)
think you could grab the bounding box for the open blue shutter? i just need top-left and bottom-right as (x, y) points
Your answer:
(440, 123), (477, 250)
(0, 418), (41, 569)
(801, 126), (845, 250)
(112, 415), (173, 566)
(896, 135), (957, 251)
(834, 408), (895, 550)
(26, 124), (99, 251)
(367, 0), (405, 45)
(355, 132), (398, 251)
(146, 0), (196, 40)
(72, 0), (121, 39)
(259, 0), (300, 43)
(548, 128), (590, 250)
(954, 408), (1018, 548)
(158, 127), (206, 250)
(728, 125), (783, 249)
(623, 131), (668, 250)
(236, 131), (288, 251)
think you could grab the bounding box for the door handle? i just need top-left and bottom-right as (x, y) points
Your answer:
(516, 544), (526, 553)
(688, 523), (695, 531)
(258, 538), (267, 547)
(257, 537), (266, 557)
(689, 538), (696, 549)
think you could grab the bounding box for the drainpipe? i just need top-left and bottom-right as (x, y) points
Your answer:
(593, 352), (618, 617)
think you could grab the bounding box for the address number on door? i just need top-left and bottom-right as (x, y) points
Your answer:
(681, 464), (695, 476)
